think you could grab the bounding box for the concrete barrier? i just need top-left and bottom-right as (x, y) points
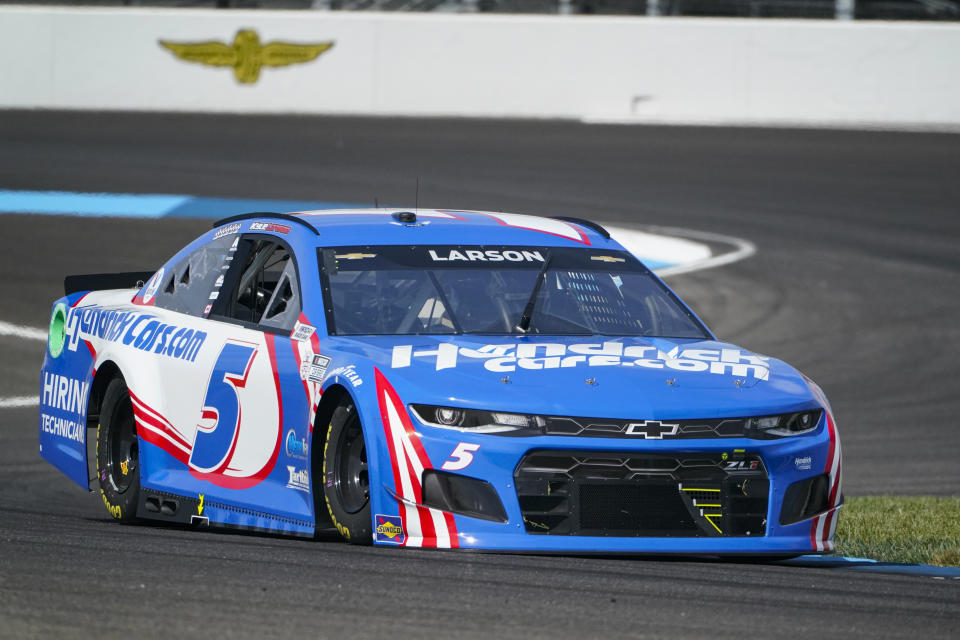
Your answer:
(2, 6), (959, 128)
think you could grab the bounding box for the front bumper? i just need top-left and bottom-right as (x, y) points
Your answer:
(379, 412), (841, 553)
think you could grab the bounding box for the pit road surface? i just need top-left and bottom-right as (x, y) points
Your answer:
(1, 112), (957, 638)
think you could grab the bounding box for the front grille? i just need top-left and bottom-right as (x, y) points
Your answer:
(541, 416), (749, 439)
(515, 451), (769, 537)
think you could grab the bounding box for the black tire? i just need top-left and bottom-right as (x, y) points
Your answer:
(321, 399), (371, 544)
(96, 377), (140, 523)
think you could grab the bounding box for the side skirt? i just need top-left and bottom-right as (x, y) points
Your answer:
(136, 489), (315, 539)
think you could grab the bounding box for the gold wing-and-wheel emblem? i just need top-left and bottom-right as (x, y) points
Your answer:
(159, 29), (335, 85)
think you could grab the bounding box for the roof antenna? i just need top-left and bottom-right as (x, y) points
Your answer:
(374, 197), (379, 208)
(415, 177), (420, 213)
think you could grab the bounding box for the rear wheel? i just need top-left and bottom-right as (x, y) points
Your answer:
(322, 399), (371, 544)
(96, 377), (140, 523)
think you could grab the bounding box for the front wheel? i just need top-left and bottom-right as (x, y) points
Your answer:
(96, 376), (140, 523)
(322, 399), (372, 544)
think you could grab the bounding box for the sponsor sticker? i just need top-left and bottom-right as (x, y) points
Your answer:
(326, 364), (362, 387)
(290, 322), (316, 342)
(249, 221), (291, 234)
(141, 268), (164, 305)
(794, 456), (813, 471)
(374, 514), (405, 545)
(213, 223), (242, 239)
(299, 354), (331, 384)
(286, 466), (310, 492)
(285, 429), (309, 459)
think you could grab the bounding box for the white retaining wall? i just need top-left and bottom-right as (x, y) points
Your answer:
(2, 5), (959, 127)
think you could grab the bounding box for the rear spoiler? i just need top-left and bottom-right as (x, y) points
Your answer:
(64, 271), (157, 296)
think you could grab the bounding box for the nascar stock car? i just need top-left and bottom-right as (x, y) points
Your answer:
(38, 209), (842, 554)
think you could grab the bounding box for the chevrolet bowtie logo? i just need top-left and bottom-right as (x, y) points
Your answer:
(159, 29), (334, 85)
(625, 420), (679, 439)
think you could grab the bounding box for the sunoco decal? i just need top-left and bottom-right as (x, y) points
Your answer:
(374, 514), (406, 545)
(391, 342), (770, 380)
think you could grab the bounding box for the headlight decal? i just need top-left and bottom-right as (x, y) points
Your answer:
(409, 404), (544, 434)
(744, 410), (822, 438)
(410, 405), (824, 440)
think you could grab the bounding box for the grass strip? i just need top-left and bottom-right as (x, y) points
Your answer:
(834, 496), (960, 566)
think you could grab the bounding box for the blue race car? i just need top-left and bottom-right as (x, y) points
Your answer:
(39, 209), (842, 554)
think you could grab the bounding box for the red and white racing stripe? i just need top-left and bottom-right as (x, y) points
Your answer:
(804, 378), (843, 553)
(129, 390), (191, 465)
(374, 368), (458, 548)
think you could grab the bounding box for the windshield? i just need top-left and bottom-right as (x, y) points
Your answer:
(319, 245), (710, 338)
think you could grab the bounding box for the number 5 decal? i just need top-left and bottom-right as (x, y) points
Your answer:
(441, 442), (480, 471)
(189, 340), (258, 474)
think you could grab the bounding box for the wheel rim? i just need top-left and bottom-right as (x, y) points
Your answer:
(107, 396), (138, 494)
(334, 413), (369, 514)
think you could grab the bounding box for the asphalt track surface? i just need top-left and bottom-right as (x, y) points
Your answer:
(0, 112), (957, 638)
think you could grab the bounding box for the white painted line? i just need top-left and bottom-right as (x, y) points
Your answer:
(642, 225), (757, 278)
(0, 396), (39, 409)
(0, 320), (47, 341)
(605, 225), (712, 270)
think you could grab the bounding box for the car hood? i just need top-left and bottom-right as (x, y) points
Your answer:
(329, 334), (818, 419)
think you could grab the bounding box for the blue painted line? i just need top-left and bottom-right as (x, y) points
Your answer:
(0, 190), (191, 217)
(785, 555), (960, 578)
(0, 189), (360, 218)
(0, 189), (679, 269)
(165, 197), (363, 219)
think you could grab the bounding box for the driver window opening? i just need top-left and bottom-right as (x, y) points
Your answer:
(225, 238), (301, 331)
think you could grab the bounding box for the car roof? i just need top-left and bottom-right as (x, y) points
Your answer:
(214, 209), (615, 248)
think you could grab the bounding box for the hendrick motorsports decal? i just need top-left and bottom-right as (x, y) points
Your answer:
(159, 29), (334, 85)
(391, 342), (770, 379)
